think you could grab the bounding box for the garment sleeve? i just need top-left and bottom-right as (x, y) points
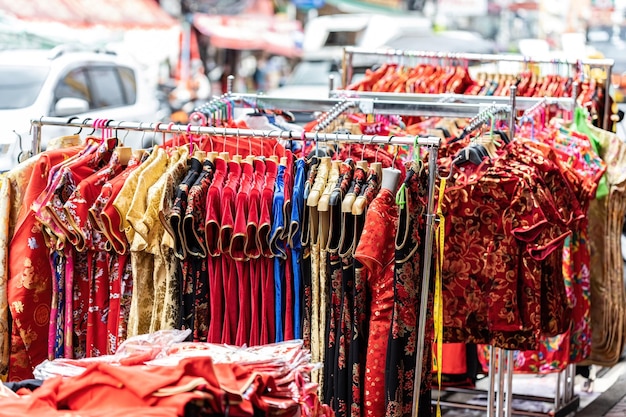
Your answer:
(508, 181), (570, 261)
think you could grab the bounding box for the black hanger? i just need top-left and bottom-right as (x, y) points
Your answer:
(452, 143), (489, 166)
(493, 129), (510, 144)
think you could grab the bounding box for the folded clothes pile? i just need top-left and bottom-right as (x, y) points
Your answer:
(2, 331), (331, 417)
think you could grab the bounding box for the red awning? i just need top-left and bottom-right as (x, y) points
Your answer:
(193, 13), (303, 58)
(0, 0), (178, 29)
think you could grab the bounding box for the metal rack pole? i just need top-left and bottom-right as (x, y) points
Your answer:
(30, 117), (442, 150)
(488, 346), (497, 417)
(411, 142), (440, 417)
(495, 349), (506, 417)
(231, 93), (507, 118)
(604, 64), (613, 130)
(509, 86), (517, 139)
(505, 350), (514, 417)
(329, 90), (574, 112)
(342, 46), (615, 68)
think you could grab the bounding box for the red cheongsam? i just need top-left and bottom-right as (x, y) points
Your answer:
(354, 188), (398, 417)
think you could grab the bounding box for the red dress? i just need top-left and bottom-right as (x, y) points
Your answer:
(64, 155), (122, 357)
(219, 160), (242, 345)
(8, 145), (83, 380)
(354, 188), (398, 417)
(205, 157), (227, 343)
(245, 159), (266, 346)
(258, 159), (278, 345)
(232, 160), (254, 346)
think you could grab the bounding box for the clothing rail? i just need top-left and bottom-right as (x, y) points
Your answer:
(329, 90), (576, 113)
(341, 46), (614, 130)
(29, 117), (441, 157)
(230, 93), (512, 119)
(31, 115), (442, 417)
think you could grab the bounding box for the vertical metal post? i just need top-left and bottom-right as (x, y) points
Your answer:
(487, 346), (496, 417)
(505, 350), (514, 417)
(603, 64), (613, 130)
(328, 75), (335, 98)
(495, 348), (505, 417)
(555, 370), (562, 411)
(568, 364), (576, 401)
(571, 81), (579, 122)
(227, 75), (235, 95)
(410, 142), (440, 417)
(343, 48), (354, 89)
(31, 122), (41, 157)
(509, 85), (517, 139)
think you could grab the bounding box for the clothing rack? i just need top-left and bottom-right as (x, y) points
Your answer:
(328, 90), (576, 113)
(31, 94), (516, 417)
(230, 92), (514, 118)
(30, 116), (442, 417)
(341, 46), (614, 130)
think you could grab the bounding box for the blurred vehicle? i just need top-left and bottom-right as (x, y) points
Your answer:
(0, 46), (163, 172)
(382, 30), (497, 55)
(267, 14), (497, 122)
(266, 13), (432, 121)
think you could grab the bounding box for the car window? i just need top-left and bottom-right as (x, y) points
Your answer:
(117, 67), (137, 105)
(0, 66), (49, 109)
(54, 67), (91, 105)
(88, 67), (126, 109)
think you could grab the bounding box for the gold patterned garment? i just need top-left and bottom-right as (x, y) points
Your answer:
(582, 125), (626, 366)
(111, 147), (160, 245)
(141, 147), (189, 332)
(0, 140), (82, 378)
(125, 148), (169, 337)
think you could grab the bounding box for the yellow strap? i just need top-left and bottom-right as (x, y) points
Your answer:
(434, 177), (447, 417)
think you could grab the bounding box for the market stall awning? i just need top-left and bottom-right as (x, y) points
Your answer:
(193, 13), (303, 58)
(0, 0), (178, 29)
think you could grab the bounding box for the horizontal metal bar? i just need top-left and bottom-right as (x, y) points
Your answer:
(436, 397), (581, 417)
(343, 46), (615, 68)
(441, 386), (563, 404)
(234, 93), (509, 118)
(329, 90), (574, 111)
(30, 117), (441, 147)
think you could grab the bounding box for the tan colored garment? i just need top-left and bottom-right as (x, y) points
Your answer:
(158, 147), (191, 330)
(123, 148), (169, 337)
(144, 147), (190, 332)
(583, 126), (626, 366)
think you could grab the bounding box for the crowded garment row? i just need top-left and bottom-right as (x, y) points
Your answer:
(0, 111), (436, 417)
(345, 61), (614, 132)
(1, 99), (625, 417)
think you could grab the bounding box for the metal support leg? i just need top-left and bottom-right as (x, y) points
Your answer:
(496, 349), (506, 417)
(505, 350), (514, 417)
(488, 346), (497, 417)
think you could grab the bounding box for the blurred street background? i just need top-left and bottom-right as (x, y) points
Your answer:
(2, 0), (626, 121)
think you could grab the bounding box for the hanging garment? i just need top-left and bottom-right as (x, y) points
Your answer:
(8, 143), (90, 380)
(354, 187), (397, 417)
(185, 159), (215, 342)
(385, 162), (432, 417)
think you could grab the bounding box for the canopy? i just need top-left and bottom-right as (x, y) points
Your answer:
(193, 13), (303, 57)
(0, 0), (177, 29)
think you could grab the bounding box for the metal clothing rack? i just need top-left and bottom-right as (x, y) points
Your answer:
(229, 92), (514, 119)
(341, 46), (614, 130)
(328, 90), (576, 113)
(31, 96), (554, 417)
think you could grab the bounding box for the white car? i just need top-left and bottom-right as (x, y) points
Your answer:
(0, 47), (163, 172)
